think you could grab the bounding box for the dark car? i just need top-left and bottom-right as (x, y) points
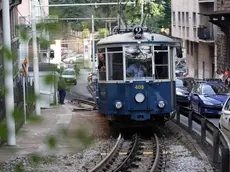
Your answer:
(189, 82), (229, 116)
(176, 78), (190, 106)
(177, 77), (196, 92)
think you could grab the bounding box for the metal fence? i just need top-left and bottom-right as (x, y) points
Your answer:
(176, 106), (230, 172)
(0, 75), (35, 142)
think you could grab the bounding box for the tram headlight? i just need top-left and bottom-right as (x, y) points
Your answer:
(158, 101), (165, 108)
(115, 101), (122, 109)
(135, 93), (145, 103)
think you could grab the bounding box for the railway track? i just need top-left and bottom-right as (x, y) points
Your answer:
(70, 98), (97, 110)
(89, 133), (162, 172)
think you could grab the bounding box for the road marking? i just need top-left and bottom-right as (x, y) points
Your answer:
(79, 113), (96, 117)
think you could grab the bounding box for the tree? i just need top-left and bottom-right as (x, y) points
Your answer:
(48, 0), (171, 33)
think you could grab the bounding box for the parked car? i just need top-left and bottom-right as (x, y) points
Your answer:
(176, 78), (190, 106)
(177, 77), (196, 92)
(61, 69), (77, 85)
(219, 96), (230, 138)
(189, 82), (229, 116)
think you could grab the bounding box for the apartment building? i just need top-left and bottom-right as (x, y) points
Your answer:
(17, 0), (49, 66)
(171, 0), (216, 79)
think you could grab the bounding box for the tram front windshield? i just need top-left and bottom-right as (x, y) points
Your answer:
(125, 46), (152, 80)
(125, 45), (169, 81)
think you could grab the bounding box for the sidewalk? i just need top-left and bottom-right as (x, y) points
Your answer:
(0, 103), (75, 162)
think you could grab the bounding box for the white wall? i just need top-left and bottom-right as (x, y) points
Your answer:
(50, 40), (61, 64)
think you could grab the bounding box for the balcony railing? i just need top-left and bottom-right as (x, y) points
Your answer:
(199, 0), (214, 3)
(197, 25), (214, 43)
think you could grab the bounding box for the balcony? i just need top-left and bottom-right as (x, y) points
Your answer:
(199, 0), (214, 3)
(198, 25), (214, 43)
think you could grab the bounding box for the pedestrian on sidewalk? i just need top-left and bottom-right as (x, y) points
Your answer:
(223, 68), (230, 87)
(58, 77), (66, 104)
(216, 69), (224, 81)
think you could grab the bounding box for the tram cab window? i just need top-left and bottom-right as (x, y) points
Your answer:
(98, 51), (106, 81)
(108, 53), (123, 80)
(154, 51), (169, 80)
(125, 45), (152, 80)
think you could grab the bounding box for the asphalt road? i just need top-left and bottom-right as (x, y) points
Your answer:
(66, 69), (93, 100)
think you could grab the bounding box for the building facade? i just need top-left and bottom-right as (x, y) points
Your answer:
(215, 0), (230, 72)
(171, 0), (216, 79)
(17, 0), (49, 66)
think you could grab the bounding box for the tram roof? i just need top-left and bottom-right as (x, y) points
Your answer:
(97, 32), (177, 46)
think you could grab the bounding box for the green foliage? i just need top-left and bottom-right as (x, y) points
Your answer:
(2, 45), (13, 61)
(46, 135), (57, 150)
(15, 163), (24, 172)
(18, 26), (28, 41)
(82, 28), (90, 38)
(29, 154), (57, 165)
(95, 28), (109, 39)
(44, 74), (54, 85)
(39, 37), (54, 49)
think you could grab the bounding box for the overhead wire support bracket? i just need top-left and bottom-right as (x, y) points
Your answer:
(35, 2), (135, 7)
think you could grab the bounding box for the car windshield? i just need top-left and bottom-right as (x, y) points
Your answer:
(176, 79), (183, 87)
(202, 84), (229, 95)
(62, 70), (75, 75)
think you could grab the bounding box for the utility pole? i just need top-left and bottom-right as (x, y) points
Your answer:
(2, 0), (16, 145)
(141, 0), (144, 24)
(31, 0), (41, 115)
(92, 15), (95, 73)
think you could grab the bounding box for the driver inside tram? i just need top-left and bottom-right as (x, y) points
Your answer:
(126, 62), (147, 77)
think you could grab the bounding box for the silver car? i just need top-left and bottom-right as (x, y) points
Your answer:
(61, 69), (77, 85)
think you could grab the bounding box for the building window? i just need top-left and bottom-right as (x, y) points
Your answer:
(172, 11), (176, 25)
(193, 28), (197, 39)
(187, 27), (189, 38)
(182, 12), (185, 26)
(186, 12), (189, 26)
(191, 42), (193, 56)
(178, 12), (181, 26)
(186, 40), (189, 54)
(183, 27), (185, 37)
(193, 12), (196, 27)
(179, 26), (181, 36)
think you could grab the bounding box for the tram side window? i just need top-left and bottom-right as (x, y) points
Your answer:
(155, 52), (169, 79)
(108, 53), (123, 80)
(98, 53), (106, 81)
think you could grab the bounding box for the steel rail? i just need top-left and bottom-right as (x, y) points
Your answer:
(73, 98), (96, 107)
(113, 134), (139, 172)
(150, 133), (160, 172)
(89, 133), (122, 172)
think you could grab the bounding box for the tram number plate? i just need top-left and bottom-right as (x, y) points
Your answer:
(135, 85), (144, 89)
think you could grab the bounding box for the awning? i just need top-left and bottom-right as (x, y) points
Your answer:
(199, 10), (230, 32)
(10, 0), (22, 9)
(0, 0), (22, 11)
(199, 10), (230, 17)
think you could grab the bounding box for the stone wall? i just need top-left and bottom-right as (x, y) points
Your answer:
(216, 0), (230, 71)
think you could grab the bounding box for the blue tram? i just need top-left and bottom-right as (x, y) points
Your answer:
(95, 26), (182, 125)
